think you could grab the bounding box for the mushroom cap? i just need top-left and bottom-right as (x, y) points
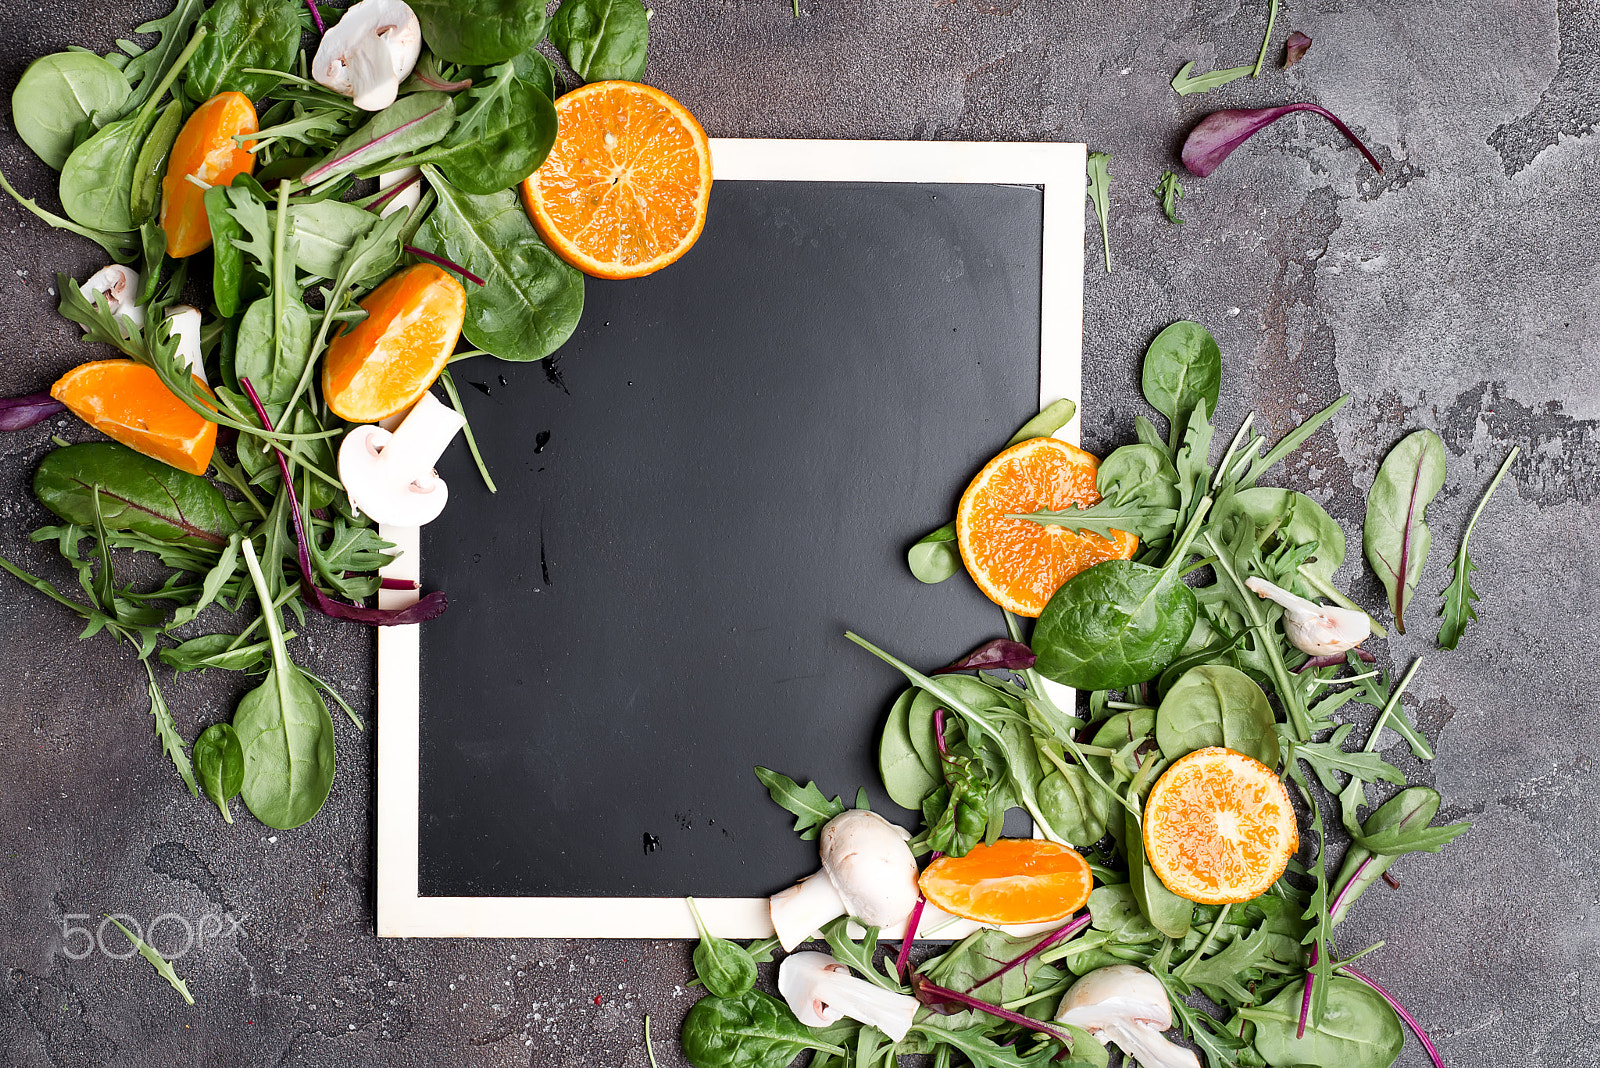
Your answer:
(818, 809), (919, 929)
(1055, 964), (1172, 1031)
(776, 952), (848, 1027)
(79, 265), (145, 332)
(312, 0), (423, 111)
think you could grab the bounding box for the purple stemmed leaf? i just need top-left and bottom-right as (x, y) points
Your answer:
(895, 892), (930, 979)
(1298, 942), (1318, 1038)
(1284, 31), (1312, 68)
(933, 638), (1037, 674)
(967, 912), (1091, 992)
(1337, 966), (1446, 1068)
(404, 245), (485, 286)
(911, 976), (1077, 1045)
(1295, 647), (1377, 673)
(367, 172), (423, 215)
(300, 95), (457, 186)
(303, 0), (326, 34)
(380, 577), (420, 591)
(0, 391), (66, 431)
(240, 377), (447, 627)
(1182, 104), (1384, 178)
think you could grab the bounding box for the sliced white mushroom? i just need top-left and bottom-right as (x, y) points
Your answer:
(377, 166), (423, 218)
(163, 305), (206, 384)
(1055, 965), (1200, 1068)
(79, 265), (145, 338)
(1244, 576), (1371, 656)
(769, 809), (919, 951)
(337, 391), (464, 526)
(312, 0), (423, 112)
(778, 952), (920, 1042)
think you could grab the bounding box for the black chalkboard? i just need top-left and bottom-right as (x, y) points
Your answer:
(417, 179), (1043, 898)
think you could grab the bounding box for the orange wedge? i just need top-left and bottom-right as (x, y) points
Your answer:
(322, 263), (466, 423)
(52, 360), (216, 476)
(955, 436), (1138, 617)
(521, 81), (711, 279)
(162, 91), (257, 258)
(918, 839), (1093, 924)
(1143, 747), (1297, 904)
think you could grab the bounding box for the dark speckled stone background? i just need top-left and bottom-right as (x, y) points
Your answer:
(2, 2), (1597, 1066)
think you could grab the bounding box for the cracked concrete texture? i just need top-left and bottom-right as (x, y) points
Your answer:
(0, 1), (1596, 1066)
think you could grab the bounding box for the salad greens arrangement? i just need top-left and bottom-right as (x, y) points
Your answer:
(680, 319), (1513, 1068)
(0, 0), (652, 832)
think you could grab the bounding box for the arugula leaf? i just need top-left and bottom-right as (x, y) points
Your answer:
(1252, 0), (1280, 78)
(113, 0), (206, 115)
(1438, 445), (1518, 649)
(1155, 170), (1185, 223)
(1085, 152), (1112, 272)
(1289, 725), (1405, 795)
(143, 661), (199, 797)
(1170, 61), (1254, 95)
(103, 914), (194, 1004)
(1180, 926), (1294, 1005)
(1007, 497), (1176, 542)
(753, 767), (847, 839)
(0, 167), (139, 262)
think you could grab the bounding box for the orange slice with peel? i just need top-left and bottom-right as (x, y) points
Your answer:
(955, 436), (1138, 617)
(52, 360), (217, 476)
(322, 263), (466, 424)
(917, 839), (1093, 925)
(521, 81), (711, 279)
(1142, 746), (1297, 904)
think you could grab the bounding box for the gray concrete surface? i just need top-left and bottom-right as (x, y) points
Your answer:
(2, 1), (1597, 1065)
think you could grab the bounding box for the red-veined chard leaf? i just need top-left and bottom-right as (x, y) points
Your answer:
(1181, 103), (1384, 178)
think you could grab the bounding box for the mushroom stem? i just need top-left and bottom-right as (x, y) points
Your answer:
(1105, 1021), (1199, 1068)
(770, 870), (845, 951)
(1245, 576), (1371, 656)
(79, 265), (144, 338)
(163, 305), (206, 383)
(372, 392), (464, 488)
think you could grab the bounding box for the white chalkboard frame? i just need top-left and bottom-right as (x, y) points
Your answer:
(377, 138), (1087, 939)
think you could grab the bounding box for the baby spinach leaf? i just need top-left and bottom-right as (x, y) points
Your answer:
(1004, 397), (1078, 447)
(161, 632), (278, 673)
(103, 915), (195, 1005)
(687, 897), (757, 999)
(34, 443), (239, 547)
(0, 167), (139, 262)
(1125, 810), (1191, 939)
(1155, 664), (1279, 767)
(1438, 445), (1518, 649)
(880, 690), (940, 808)
(399, 63), (557, 195)
(680, 989), (846, 1068)
(1363, 429), (1446, 634)
(415, 168), (584, 361)
(1036, 766), (1112, 846)
(185, 0), (302, 102)
(908, 521), (960, 584)
(1216, 486), (1345, 583)
(1155, 170), (1185, 223)
(194, 721), (245, 823)
(753, 766), (847, 839)
(234, 538), (336, 830)
(411, 0), (550, 65)
(302, 92), (457, 187)
(1170, 61), (1253, 96)
(1085, 151), (1112, 272)
(1241, 976), (1403, 1068)
(12, 52), (132, 170)
(1142, 320), (1222, 450)
(129, 98), (183, 229)
(551, 0), (650, 82)
(143, 661), (199, 797)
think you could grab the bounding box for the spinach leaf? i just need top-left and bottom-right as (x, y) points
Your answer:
(879, 689), (940, 808)
(128, 99), (183, 227)
(1170, 61), (1254, 95)
(680, 989), (846, 1068)
(1004, 397), (1077, 447)
(908, 521), (961, 584)
(411, 0), (549, 65)
(415, 168), (585, 361)
(103, 915), (195, 1005)
(1155, 664), (1279, 767)
(287, 199), (380, 278)
(60, 22), (207, 233)
(185, 0), (302, 102)
(551, 0), (650, 82)
(204, 183), (248, 317)
(12, 52), (132, 170)
(143, 661), (199, 797)
(1085, 151), (1112, 273)
(194, 722), (245, 823)
(1126, 809), (1192, 938)
(1036, 765), (1112, 846)
(398, 63), (557, 195)
(34, 444), (239, 547)
(1241, 976), (1403, 1068)
(233, 538), (336, 830)
(1216, 486), (1345, 583)
(302, 92), (457, 188)
(687, 897), (757, 998)
(1142, 320), (1222, 451)
(1155, 170), (1184, 223)
(1438, 445), (1518, 649)
(161, 632), (278, 673)
(753, 766), (847, 839)
(0, 167), (139, 262)
(1363, 429), (1446, 634)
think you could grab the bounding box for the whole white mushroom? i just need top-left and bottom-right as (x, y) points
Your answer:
(768, 809), (919, 951)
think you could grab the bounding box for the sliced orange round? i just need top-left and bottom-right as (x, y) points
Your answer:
(521, 81), (712, 279)
(1143, 747), (1297, 904)
(955, 436), (1138, 617)
(917, 839), (1093, 925)
(322, 263), (466, 423)
(51, 360), (217, 476)
(161, 91), (257, 258)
